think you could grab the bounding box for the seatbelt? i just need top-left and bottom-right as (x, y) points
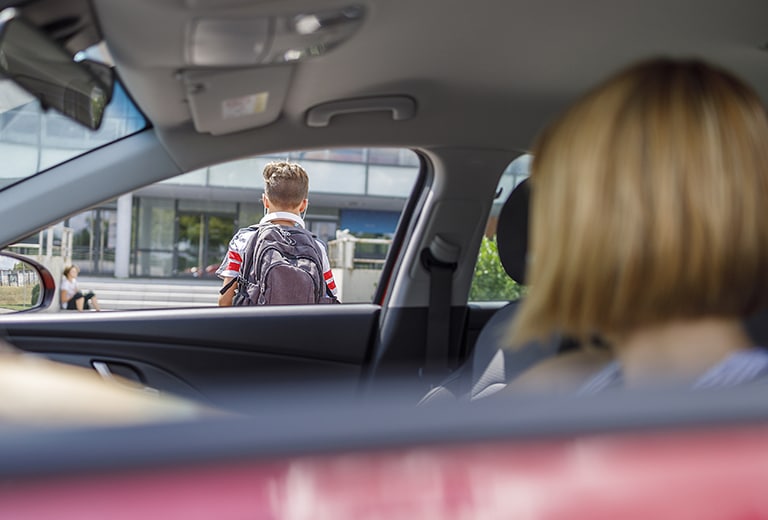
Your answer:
(420, 235), (460, 382)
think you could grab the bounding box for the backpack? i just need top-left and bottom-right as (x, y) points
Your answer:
(229, 224), (339, 305)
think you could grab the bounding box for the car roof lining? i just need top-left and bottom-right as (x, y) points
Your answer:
(88, 0), (768, 171)
(11, 0), (768, 171)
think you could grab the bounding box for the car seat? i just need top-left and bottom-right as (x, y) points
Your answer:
(421, 176), (768, 404)
(421, 178), (562, 403)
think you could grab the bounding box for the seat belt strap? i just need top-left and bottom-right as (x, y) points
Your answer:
(421, 235), (460, 381)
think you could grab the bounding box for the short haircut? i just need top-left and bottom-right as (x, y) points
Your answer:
(263, 161), (309, 209)
(509, 58), (768, 346)
(63, 265), (78, 277)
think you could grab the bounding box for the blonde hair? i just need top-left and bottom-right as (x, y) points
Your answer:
(263, 161), (309, 209)
(509, 58), (768, 346)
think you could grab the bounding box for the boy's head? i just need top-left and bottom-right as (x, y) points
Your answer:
(262, 161), (309, 212)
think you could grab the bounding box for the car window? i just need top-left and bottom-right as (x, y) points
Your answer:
(0, 78), (147, 192)
(13, 148), (420, 311)
(469, 154), (530, 302)
(0, 39), (147, 192)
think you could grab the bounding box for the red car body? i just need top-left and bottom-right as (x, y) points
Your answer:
(3, 407), (768, 519)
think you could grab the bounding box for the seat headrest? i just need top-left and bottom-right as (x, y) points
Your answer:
(496, 178), (529, 284)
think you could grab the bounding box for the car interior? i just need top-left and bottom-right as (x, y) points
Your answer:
(5, 0), (768, 514)
(0, 0), (766, 418)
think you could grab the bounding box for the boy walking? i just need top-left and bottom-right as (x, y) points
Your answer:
(217, 161), (338, 306)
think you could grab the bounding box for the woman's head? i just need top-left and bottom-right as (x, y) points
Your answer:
(63, 265), (79, 278)
(510, 57), (768, 346)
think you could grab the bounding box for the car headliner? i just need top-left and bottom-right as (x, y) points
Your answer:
(91, 0), (768, 171)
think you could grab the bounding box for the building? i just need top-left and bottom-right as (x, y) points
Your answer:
(66, 146), (420, 278)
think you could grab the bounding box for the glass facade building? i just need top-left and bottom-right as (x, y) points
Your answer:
(65, 148), (420, 278)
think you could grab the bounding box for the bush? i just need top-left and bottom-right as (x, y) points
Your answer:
(469, 235), (524, 301)
(31, 283), (40, 306)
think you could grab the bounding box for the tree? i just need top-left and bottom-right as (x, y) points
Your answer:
(469, 235), (524, 301)
(30, 283), (40, 306)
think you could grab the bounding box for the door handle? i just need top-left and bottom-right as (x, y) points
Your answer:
(92, 361), (159, 395)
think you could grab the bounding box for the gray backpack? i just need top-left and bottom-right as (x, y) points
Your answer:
(230, 224), (338, 305)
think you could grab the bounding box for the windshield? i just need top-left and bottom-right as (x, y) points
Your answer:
(0, 45), (147, 192)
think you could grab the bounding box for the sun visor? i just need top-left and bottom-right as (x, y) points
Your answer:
(181, 65), (293, 135)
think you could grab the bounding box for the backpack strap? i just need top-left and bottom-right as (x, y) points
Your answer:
(288, 226), (335, 302)
(219, 276), (237, 295)
(302, 228), (335, 302)
(240, 224), (267, 285)
(219, 225), (263, 296)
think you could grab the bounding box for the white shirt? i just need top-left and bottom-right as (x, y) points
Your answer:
(61, 277), (79, 300)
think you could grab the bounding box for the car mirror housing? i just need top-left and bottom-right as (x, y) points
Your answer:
(0, 251), (56, 313)
(0, 7), (114, 130)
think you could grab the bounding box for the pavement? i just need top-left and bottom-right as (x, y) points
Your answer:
(71, 276), (222, 311)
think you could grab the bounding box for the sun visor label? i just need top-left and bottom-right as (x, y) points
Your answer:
(222, 92), (269, 119)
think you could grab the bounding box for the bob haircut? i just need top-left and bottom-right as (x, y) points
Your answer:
(263, 161), (309, 209)
(509, 57), (768, 346)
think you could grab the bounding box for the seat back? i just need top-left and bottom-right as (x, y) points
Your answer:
(421, 178), (559, 403)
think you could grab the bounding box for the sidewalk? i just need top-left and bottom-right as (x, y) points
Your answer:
(72, 276), (222, 311)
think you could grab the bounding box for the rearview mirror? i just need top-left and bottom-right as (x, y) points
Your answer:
(0, 252), (56, 313)
(0, 8), (114, 130)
